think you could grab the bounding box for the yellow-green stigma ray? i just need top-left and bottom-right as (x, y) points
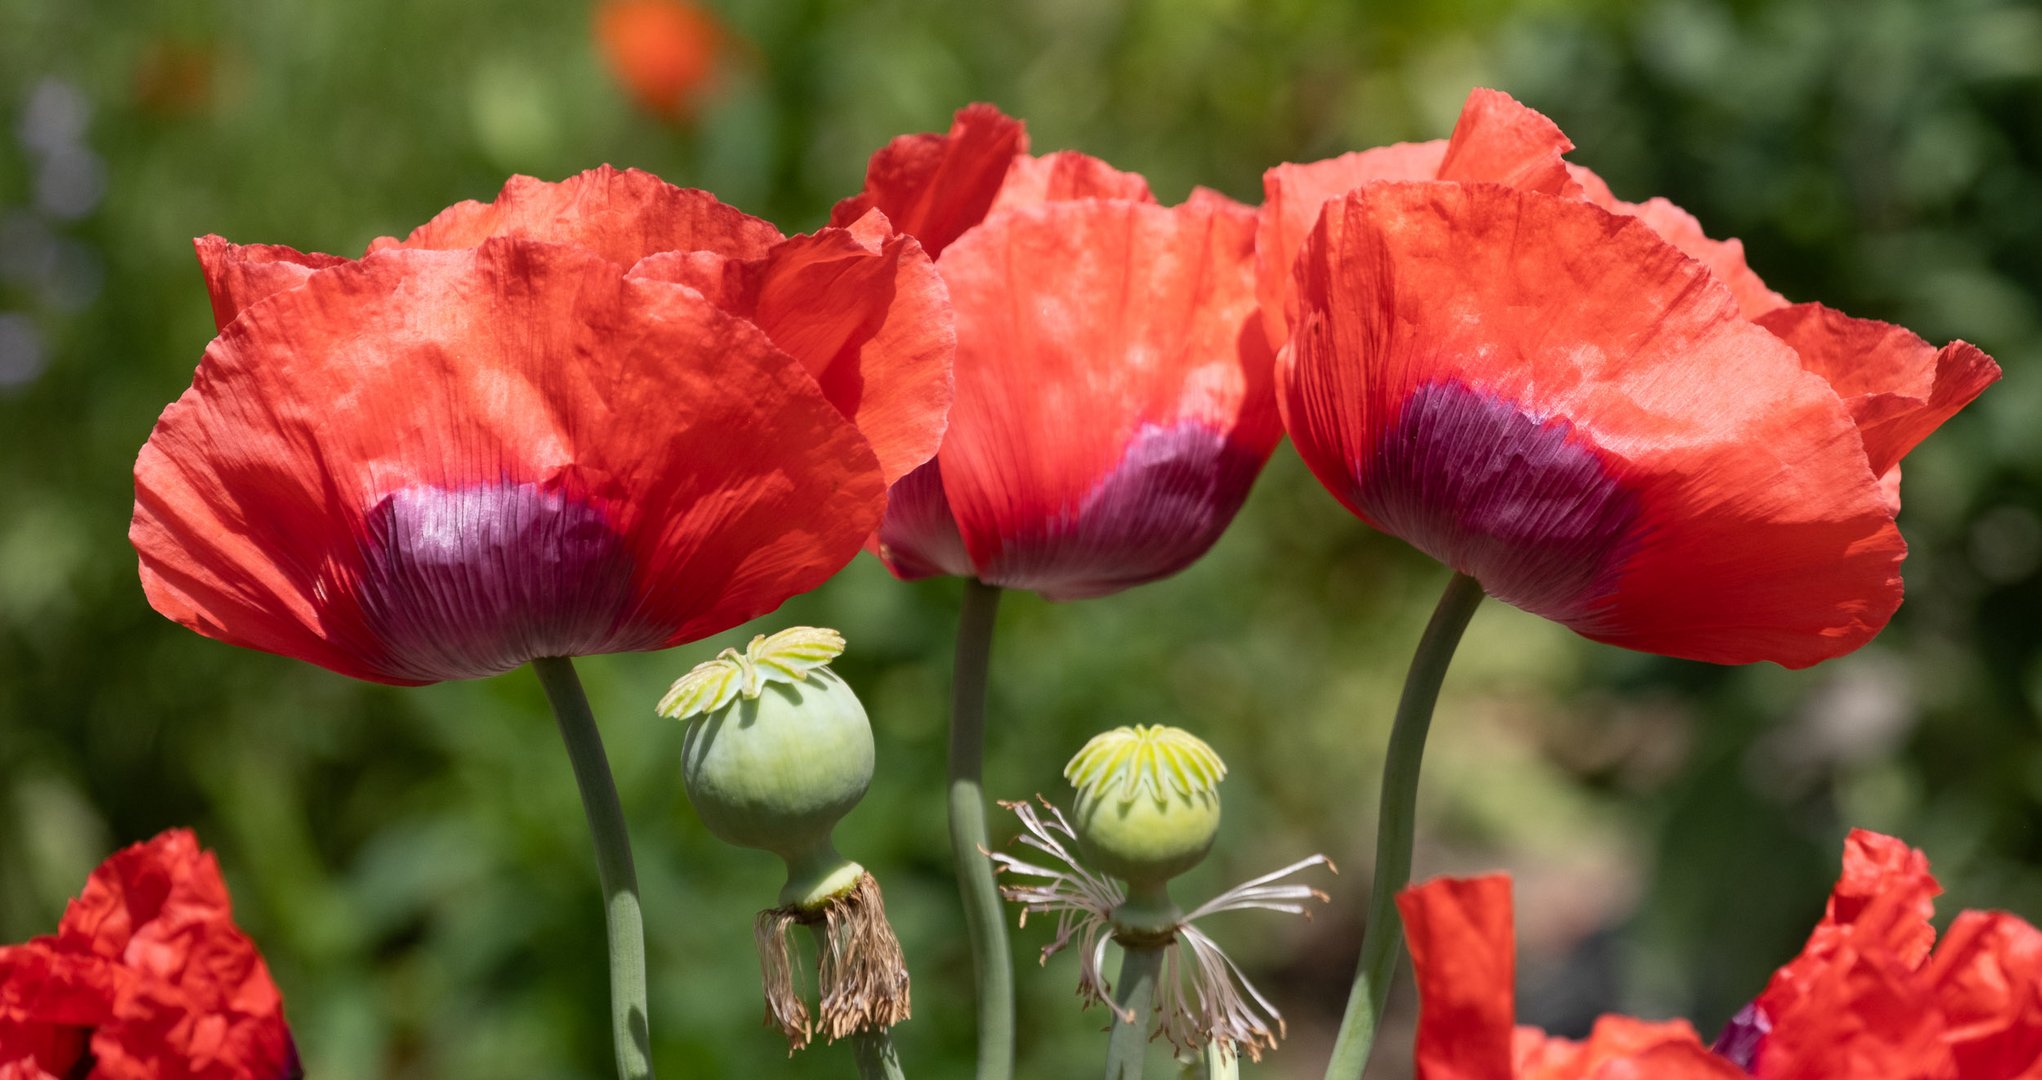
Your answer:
(1064, 725), (1227, 804)
(657, 626), (847, 720)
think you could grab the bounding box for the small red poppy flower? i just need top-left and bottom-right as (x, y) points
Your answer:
(0, 829), (300, 1080)
(1398, 832), (2042, 1079)
(594, 0), (724, 123)
(1398, 874), (1743, 1080)
(137, 167), (951, 684)
(1273, 91), (1998, 667)
(1716, 830), (2042, 1079)
(838, 105), (1280, 599)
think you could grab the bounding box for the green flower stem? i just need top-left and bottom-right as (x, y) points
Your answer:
(1103, 941), (1167, 1080)
(948, 578), (1014, 1080)
(1322, 571), (1484, 1080)
(852, 1029), (909, 1080)
(534, 656), (655, 1080)
(1185, 1042), (1240, 1080)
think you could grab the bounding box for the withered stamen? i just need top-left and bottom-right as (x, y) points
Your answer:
(815, 872), (912, 1042)
(754, 906), (812, 1050)
(752, 871), (912, 1052)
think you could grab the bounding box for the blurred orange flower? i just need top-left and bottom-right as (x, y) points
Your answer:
(132, 40), (216, 118)
(594, 0), (724, 122)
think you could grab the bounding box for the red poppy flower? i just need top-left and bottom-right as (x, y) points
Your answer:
(594, 0), (724, 123)
(1273, 90), (1998, 667)
(1398, 832), (2042, 1079)
(837, 105), (1280, 599)
(136, 167), (951, 684)
(0, 829), (299, 1080)
(1398, 874), (1743, 1080)
(1716, 830), (2042, 1079)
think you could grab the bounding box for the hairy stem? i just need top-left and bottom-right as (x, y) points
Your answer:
(1103, 942), (1166, 1080)
(949, 579), (1013, 1080)
(535, 656), (655, 1080)
(1321, 572), (1484, 1080)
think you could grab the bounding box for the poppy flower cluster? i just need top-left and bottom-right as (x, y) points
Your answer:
(1271, 88), (1999, 668)
(0, 829), (298, 1080)
(134, 165), (952, 685)
(121, 86), (2011, 1078)
(843, 104), (1282, 600)
(1399, 829), (2042, 1079)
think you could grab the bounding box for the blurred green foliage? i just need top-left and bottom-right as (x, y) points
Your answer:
(1, 0), (2038, 1076)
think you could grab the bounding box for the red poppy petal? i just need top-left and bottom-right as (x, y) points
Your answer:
(1257, 89), (1577, 352)
(1753, 955), (1955, 1080)
(375, 166), (782, 267)
(192, 236), (349, 331)
(0, 941), (120, 1028)
(0, 1012), (90, 1078)
(1284, 182), (1902, 667)
(830, 103), (1028, 257)
(1434, 87), (1580, 198)
(985, 149), (1155, 217)
(626, 248), (744, 307)
(1398, 874), (1515, 1080)
(932, 197), (1277, 598)
(1564, 166), (1790, 319)
(732, 225), (953, 486)
(134, 238), (882, 684)
(631, 217), (953, 485)
(1745, 831), (1953, 1079)
(1256, 140), (1448, 347)
(1622, 197), (1788, 319)
(1516, 1017), (1742, 1080)
(1763, 830), (1940, 1012)
(1758, 303), (2001, 480)
(58, 829), (231, 966)
(1923, 911), (2042, 1077)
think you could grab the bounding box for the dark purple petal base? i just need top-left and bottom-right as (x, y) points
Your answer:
(350, 479), (657, 681)
(877, 457), (976, 581)
(1711, 1001), (1769, 1071)
(1357, 379), (1640, 621)
(990, 420), (1267, 600)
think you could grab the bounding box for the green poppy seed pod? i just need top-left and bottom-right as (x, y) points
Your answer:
(660, 627), (871, 909)
(1066, 725), (1226, 894)
(660, 627), (912, 1049)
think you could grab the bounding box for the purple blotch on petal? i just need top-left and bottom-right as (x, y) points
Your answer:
(1357, 379), (1640, 621)
(986, 420), (1267, 600)
(877, 456), (976, 581)
(351, 480), (659, 682)
(1710, 1001), (1769, 1071)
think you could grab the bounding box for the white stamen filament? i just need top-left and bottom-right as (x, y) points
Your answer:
(989, 795), (1331, 1062)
